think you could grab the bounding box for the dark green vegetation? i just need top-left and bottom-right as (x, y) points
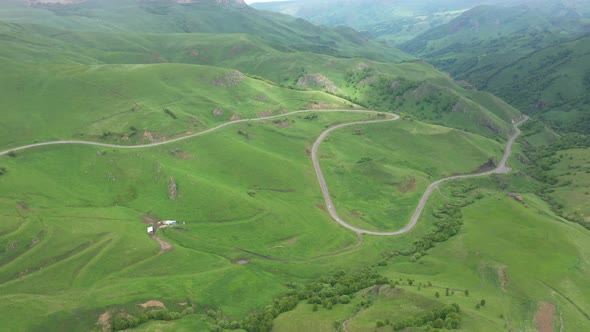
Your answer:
(256, 0), (590, 133)
(398, 2), (590, 133)
(1, 0), (589, 331)
(252, 0), (479, 45)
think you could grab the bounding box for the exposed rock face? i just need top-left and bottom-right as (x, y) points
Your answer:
(296, 74), (339, 94)
(212, 70), (246, 88)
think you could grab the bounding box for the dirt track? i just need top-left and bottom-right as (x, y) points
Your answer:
(0, 110), (527, 238)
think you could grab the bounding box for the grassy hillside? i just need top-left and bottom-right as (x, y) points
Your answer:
(0, 111), (508, 331)
(0, 0), (410, 62)
(0, 19), (520, 142)
(400, 5), (589, 85)
(319, 120), (504, 231)
(484, 35), (590, 133)
(0, 61), (353, 148)
(252, 0), (493, 45)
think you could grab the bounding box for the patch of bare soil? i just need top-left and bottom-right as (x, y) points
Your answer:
(305, 144), (312, 155)
(96, 311), (111, 332)
(190, 50), (200, 56)
(398, 177), (417, 193)
(351, 211), (364, 218)
(212, 108), (224, 116)
(170, 149), (192, 160)
(168, 177), (178, 200)
(272, 119), (291, 128)
(254, 94), (268, 101)
(236, 259), (250, 265)
(535, 302), (555, 332)
(256, 110), (273, 118)
(139, 300), (166, 309)
(283, 236), (299, 246)
(151, 235), (173, 253)
(230, 114), (241, 121)
(498, 266), (508, 291)
(143, 131), (154, 142)
(141, 214), (157, 224)
(0, 242), (18, 254)
(16, 202), (31, 212)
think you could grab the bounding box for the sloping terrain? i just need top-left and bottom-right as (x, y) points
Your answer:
(400, 5), (589, 85)
(484, 34), (590, 133)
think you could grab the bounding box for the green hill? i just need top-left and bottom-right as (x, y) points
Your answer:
(0, 0), (409, 62)
(0, 18), (520, 141)
(400, 4), (589, 85)
(484, 34), (590, 133)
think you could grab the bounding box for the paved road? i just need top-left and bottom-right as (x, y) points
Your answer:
(0, 110), (527, 238)
(0, 109), (387, 156)
(311, 115), (528, 236)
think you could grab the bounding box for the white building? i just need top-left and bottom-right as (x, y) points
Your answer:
(164, 220), (177, 226)
(147, 226), (154, 234)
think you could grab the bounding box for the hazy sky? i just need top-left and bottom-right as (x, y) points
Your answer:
(245, 0), (289, 4)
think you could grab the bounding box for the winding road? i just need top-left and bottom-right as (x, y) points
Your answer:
(313, 114), (528, 236)
(0, 110), (527, 237)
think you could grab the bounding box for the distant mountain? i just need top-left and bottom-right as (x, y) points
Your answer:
(399, 3), (590, 132)
(1, 0), (409, 62)
(252, 0), (500, 44)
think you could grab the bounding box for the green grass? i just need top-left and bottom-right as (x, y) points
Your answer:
(377, 180), (590, 331)
(0, 61), (350, 148)
(0, 112), (406, 331)
(549, 148), (590, 223)
(319, 120), (504, 231)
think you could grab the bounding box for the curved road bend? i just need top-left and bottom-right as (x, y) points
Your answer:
(312, 115), (528, 236)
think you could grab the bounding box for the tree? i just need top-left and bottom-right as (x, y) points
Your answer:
(445, 288), (450, 296)
(464, 289), (469, 297)
(312, 304), (318, 312)
(475, 304), (481, 310)
(433, 318), (444, 328)
(376, 320), (385, 327)
(480, 299), (486, 307)
(435, 292), (440, 298)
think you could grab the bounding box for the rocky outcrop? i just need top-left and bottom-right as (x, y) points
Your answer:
(297, 74), (339, 94)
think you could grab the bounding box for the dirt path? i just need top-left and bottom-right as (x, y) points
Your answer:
(535, 302), (555, 332)
(151, 235), (173, 253)
(0, 110), (527, 239)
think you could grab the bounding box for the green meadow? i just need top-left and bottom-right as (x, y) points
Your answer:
(319, 120), (503, 231)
